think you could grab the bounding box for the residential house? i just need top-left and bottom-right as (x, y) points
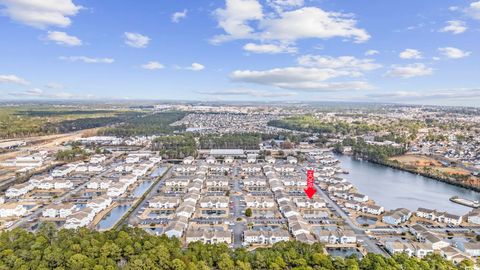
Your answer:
(243, 229), (290, 245)
(186, 229), (232, 244)
(0, 203), (27, 217)
(86, 195), (112, 213)
(199, 196), (229, 208)
(382, 208), (412, 225)
(64, 208), (96, 229)
(43, 203), (77, 218)
(149, 197), (180, 209)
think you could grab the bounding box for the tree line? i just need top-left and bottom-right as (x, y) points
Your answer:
(0, 225), (473, 270)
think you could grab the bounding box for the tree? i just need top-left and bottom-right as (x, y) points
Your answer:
(245, 208), (252, 217)
(217, 253), (235, 270)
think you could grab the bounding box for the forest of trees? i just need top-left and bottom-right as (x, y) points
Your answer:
(0, 225), (473, 270)
(0, 108), (140, 139)
(151, 134), (197, 159)
(198, 134), (262, 150)
(55, 147), (90, 162)
(99, 112), (186, 137)
(336, 138), (407, 162)
(268, 116), (380, 136)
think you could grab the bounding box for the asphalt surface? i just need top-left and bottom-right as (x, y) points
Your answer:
(315, 185), (389, 256)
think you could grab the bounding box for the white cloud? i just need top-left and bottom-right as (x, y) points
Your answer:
(267, 0), (304, 12)
(399, 49), (422, 59)
(465, 1), (480, 20)
(297, 55), (382, 73)
(243, 42), (297, 54)
(59, 56), (114, 64)
(8, 88), (77, 99)
(438, 47), (471, 59)
(213, 0), (263, 43)
(171, 9), (187, 23)
(198, 88), (297, 97)
(0, 74), (29, 85)
(440, 20), (467, 34)
(45, 82), (63, 89)
(385, 63), (433, 78)
(449, 6), (459, 11)
(124, 32), (150, 48)
(141, 61), (165, 70)
(367, 88), (480, 101)
(259, 7), (370, 43)
(365, 50), (379, 56)
(212, 0), (369, 44)
(230, 67), (373, 91)
(229, 53), (379, 91)
(187, 63), (205, 71)
(0, 0), (82, 28)
(46, 31), (82, 46)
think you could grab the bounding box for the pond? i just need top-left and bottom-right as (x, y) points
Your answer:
(96, 204), (131, 230)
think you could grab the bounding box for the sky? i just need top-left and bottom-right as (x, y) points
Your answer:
(0, 0), (480, 106)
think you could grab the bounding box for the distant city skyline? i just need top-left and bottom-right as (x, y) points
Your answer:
(1, 0), (480, 106)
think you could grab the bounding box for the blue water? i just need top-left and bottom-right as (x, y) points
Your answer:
(133, 181), (153, 197)
(96, 204), (131, 230)
(336, 154), (480, 215)
(151, 166), (167, 178)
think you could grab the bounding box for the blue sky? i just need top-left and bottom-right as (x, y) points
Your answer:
(0, 0), (480, 106)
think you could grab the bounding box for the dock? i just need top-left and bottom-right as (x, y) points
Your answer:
(450, 196), (480, 208)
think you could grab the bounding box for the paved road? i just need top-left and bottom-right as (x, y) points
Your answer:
(315, 186), (389, 256)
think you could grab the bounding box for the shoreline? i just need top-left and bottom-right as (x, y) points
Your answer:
(339, 152), (480, 193)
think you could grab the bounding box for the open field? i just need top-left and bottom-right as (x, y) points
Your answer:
(389, 154), (472, 175)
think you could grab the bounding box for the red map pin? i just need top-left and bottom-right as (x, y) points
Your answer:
(304, 169), (317, 199)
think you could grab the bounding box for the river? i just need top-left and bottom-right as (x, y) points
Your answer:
(336, 154), (480, 215)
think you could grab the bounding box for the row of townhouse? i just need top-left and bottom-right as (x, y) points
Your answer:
(293, 197), (326, 209)
(186, 228), (232, 245)
(416, 208), (463, 226)
(174, 165), (197, 173)
(409, 224), (451, 250)
(5, 182), (35, 198)
(382, 208), (412, 225)
(209, 165), (231, 174)
(149, 197), (180, 209)
(6, 174), (75, 197)
(385, 241), (434, 258)
(344, 200), (385, 215)
(51, 163), (78, 177)
(107, 174), (140, 197)
(332, 191), (369, 203)
(273, 189), (315, 244)
(36, 179), (73, 190)
(319, 176), (347, 185)
(199, 196), (229, 208)
(327, 182), (354, 192)
(244, 177), (268, 187)
(183, 156), (195, 165)
(64, 195), (113, 229)
(243, 229), (290, 245)
(245, 196), (275, 209)
(164, 175), (207, 238)
(125, 151), (161, 164)
(74, 163), (104, 173)
(0, 203), (28, 218)
(241, 164), (262, 174)
(315, 228), (357, 244)
(205, 178), (229, 188)
(42, 203), (77, 218)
